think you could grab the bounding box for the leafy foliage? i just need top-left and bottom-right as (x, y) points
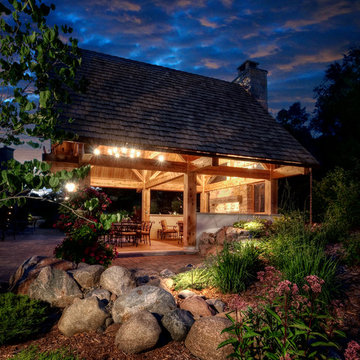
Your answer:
(210, 241), (263, 293)
(0, 159), (90, 209)
(265, 213), (340, 303)
(233, 219), (272, 238)
(314, 167), (360, 239)
(219, 270), (344, 359)
(0, 0), (86, 146)
(0, 292), (50, 345)
(54, 187), (128, 266)
(172, 267), (213, 291)
(10, 346), (80, 360)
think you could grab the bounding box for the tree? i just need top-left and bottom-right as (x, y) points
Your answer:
(276, 102), (314, 156)
(0, 0), (86, 146)
(311, 47), (360, 170)
(0, 0), (88, 212)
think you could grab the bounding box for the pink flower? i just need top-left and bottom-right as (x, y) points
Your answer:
(304, 275), (325, 294)
(276, 280), (293, 296)
(228, 294), (248, 311)
(344, 340), (360, 360)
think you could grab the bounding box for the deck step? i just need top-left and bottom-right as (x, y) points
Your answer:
(117, 249), (199, 257)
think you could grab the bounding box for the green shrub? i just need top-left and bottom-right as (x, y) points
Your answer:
(314, 167), (360, 241)
(279, 245), (339, 303)
(344, 233), (360, 266)
(10, 346), (80, 360)
(173, 267), (213, 291)
(210, 241), (263, 293)
(0, 293), (50, 345)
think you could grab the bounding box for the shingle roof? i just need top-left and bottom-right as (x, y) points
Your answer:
(59, 49), (318, 166)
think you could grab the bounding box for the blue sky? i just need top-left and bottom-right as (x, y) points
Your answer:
(47, 0), (360, 115)
(11, 0), (360, 161)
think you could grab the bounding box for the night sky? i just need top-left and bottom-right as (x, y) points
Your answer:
(11, 0), (360, 161)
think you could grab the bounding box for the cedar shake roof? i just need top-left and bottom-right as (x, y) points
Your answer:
(59, 49), (318, 166)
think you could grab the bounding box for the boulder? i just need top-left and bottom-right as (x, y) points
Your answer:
(58, 297), (109, 337)
(161, 309), (195, 341)
(9, 256), (76, 294)
(99, 266), (135, 296)
(136, 274), (161, 287)
(178, 289), (197, 299)
(185, 317), (233, 360)
(71, 265), (104, 289)
(159, 269), (175, 278)
(85, 288), (111, 303)
(215, 227), (227, 245)
(225, 227), (249, 242)
(28, 266), (82, 307)
(180, 295), (216, 319)
(115, 310), (161, 354)
(206, 299), (226, 313)
(112, 285), (176, 323)
(159, 278), (174, 291)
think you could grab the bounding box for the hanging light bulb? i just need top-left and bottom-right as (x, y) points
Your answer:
(93, 148), (100, 155)
(107, 148), (113, 155)
(115, 153), (120, 158)
(136, 151), (141, 157)
(158, 155), (165, 162)
(121, 147), (127, 154)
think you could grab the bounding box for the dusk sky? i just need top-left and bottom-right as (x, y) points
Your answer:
(11, 0), (360, 161)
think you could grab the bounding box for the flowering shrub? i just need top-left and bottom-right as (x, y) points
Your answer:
(54, 225), (117, 267)
(219, 268), (345, 359)
(344, 340), (360, 360)
(54, 187), (126, 266)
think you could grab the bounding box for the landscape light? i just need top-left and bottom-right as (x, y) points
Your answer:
(65, 182), (76, 192)
(158, 155), (165, 162)
(93, 148), (100, 155)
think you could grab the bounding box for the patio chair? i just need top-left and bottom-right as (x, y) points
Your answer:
(141, 221), (153, 245)
(160, 220), (177, 240)
(177, 220), (184, 244)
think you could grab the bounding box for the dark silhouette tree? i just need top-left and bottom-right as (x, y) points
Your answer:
(311, 47), (360, 170)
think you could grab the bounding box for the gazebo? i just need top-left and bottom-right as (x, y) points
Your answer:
(44, 49), (318, 248)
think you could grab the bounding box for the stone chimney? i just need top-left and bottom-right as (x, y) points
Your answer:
(233, 60), (268, 110)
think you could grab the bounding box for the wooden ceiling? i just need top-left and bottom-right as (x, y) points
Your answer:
(44, 141), (309, 192)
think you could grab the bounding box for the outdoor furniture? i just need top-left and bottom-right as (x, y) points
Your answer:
(177, 220), (184, 244)
(111, 221), (140, 247)
(140, 221), (153, 245)
(160, 220), (177, 240)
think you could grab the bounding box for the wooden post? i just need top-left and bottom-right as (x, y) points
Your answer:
(200, 191), (209, 213)
(265, 179), (278, 215)
(183, 172), (197, 247)
(141, 188), (151, 222)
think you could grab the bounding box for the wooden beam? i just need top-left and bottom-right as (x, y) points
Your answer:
(205, 177), (258, 192)
(272, 166), (308, 179)
(87, 155), (194, 173)
(195, 165), (270, 179)
(90, 177), (143, 189)
(146, 172), (183, 189)
(132, 169), (144, 182)
(141, 188), (151, 222)
(149, 171), (162, 181)
(183, 172), (197, 247)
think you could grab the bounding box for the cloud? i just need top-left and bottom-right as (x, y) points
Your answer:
(278, 49), (343, 71)
(283, 1), (358, 30)
(201, 59), (224, 69)
(199, 17), (219, 28)
(221, 0), (233, 8)
(248, 43), (280, 58)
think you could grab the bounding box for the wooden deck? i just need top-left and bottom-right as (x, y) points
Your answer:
(115, 238), (193, 256)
